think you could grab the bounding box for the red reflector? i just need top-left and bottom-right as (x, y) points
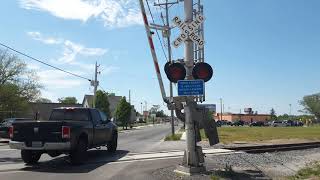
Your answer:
(62, 126), (70, 139)
(9, 126), (13, 139)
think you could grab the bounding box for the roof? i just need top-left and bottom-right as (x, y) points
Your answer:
(82, 94), (94, 106)
(217, 113), (271, 116)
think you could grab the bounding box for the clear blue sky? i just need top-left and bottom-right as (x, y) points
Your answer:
(0, 0), (319, 115)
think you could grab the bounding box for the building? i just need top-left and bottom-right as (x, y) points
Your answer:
(214, 112), (271, 123)
(82, 94), (137, 122)
(82, 94), (122, 118)
(27, 103), (83, 120)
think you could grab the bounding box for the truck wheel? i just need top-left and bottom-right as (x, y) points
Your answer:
(107, 132), (118, 153)
(21, 150), (41, 164)
(70, 139), (87, 165)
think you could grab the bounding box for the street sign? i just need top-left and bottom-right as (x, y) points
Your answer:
(177, 80), (204, 96)
(172, 15), (205, 48)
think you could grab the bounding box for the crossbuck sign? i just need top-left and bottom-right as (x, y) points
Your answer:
(172, 15), (205, 48)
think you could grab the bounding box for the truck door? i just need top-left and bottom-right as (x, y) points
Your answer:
(99, 111), (112, 142)
(91, 109), (105, 145)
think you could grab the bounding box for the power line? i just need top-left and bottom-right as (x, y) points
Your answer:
(0, 42), (91, 81)
(145, 0), (168, 61)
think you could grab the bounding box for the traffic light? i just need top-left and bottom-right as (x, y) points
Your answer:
(192, 62), (213, 82)
(164, 62), (186, 83)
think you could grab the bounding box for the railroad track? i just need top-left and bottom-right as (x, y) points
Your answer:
(225, 142), (320, 153)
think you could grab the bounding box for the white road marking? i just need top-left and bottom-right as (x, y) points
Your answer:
(0, 149), (17, 151)
(0, 148), (242, 173)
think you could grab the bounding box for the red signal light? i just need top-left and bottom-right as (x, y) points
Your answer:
(192, 62), (213, 82)
(164, 62), (186, 83)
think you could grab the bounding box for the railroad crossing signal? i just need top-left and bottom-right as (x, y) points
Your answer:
(164, 61), (213, 83)
(172, 15), (205, 48)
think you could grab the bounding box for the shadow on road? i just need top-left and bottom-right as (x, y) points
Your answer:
(21, 149), (129, 174)
(0, 157), (23, 163)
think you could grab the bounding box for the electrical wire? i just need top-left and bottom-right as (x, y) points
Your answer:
(145, 0), (168, 61)
(0, 42), (91, 82)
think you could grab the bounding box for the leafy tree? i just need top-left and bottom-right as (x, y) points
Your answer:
(0, 84), (28, 120)
(35, 98), (52, 103)
(270, 108), (277, 120)
(0, 49), (41, 120)
(149, 105), (167, 117)
(0, 49), (41, 101)
(300, 93), (320, 120)
(95, 90), (111, 119)
(277, 114), (289, 121)
(156, 110), (167, 118)
(58, 97), (77, 104)
(115, 97), (132, 129)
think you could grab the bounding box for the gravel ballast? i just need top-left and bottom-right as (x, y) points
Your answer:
(151, 148), (320, 179)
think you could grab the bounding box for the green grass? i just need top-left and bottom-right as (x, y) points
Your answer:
(288, 162), (320, 179)
(164, 133), (182, 141)
(200, 126), (320, 144)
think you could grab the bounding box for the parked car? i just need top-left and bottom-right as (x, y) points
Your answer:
(249, 121), (266, 127)
(0, 118), (33, 139)
(231, 120), (245, 126)
(9, 107), (118, 165)
(284, 120), (304, 127)
(271, 121), (286, 127)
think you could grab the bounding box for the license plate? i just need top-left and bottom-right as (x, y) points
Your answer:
(32, 141), (42, 148)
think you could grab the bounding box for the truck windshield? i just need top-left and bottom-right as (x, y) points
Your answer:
(49, 109), (89, 121)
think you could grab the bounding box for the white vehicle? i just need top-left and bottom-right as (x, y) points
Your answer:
(271, 121), (287, 127)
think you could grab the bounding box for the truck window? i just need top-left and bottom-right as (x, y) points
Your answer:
(99, 111), (108, 123)
(50, 109), (90, 121)
(91, 109), (102, 125)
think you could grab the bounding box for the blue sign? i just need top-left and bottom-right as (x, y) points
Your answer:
(177, 80), (204, 96)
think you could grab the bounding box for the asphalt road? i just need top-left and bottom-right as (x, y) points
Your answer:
(0, 123), (186, 180)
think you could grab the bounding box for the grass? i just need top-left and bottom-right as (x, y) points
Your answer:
(200, 126), (320, 144)
(164, 127), (185, 141)
(288, 162), (320, 179)
(164, 133), (182, 141)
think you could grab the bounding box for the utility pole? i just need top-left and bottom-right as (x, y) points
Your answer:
(154, 0), (179, 136)
(166, 0), (175, 136)
(289, 104), (292, 120)
(92, 61), (99, 108)
(129, 89), (131, 104)
(220, 98), (223, 121)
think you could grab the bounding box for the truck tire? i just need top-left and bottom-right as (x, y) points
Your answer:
(107, 132), (117, 153)
(70, 138), (87, 165)
(21, 150), (41, 164)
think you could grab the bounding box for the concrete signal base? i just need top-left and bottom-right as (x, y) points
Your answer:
(174, 147), (206, 176)
(174, 165), (206, 176)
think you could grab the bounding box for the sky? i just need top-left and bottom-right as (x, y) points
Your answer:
(0, 0), (319, 116)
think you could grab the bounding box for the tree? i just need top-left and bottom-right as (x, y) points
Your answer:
(149, 105), (167, 117)
(270, 108), (277, 120)
(0, 49), (41, 101)
(35, 98), (52, 103)
(156, 110), (167, 118)
(277, 114), (289, 121)
(58, 97), (77, 104)
(0, 84), (28, 120)
(115, 97), (132, 129)
(300, 93), (320, 120)
(0, 49), (41, 120)
(95, 90), (111, 119)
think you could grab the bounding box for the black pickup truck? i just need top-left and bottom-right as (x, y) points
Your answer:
(9, 107), (118, 165)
